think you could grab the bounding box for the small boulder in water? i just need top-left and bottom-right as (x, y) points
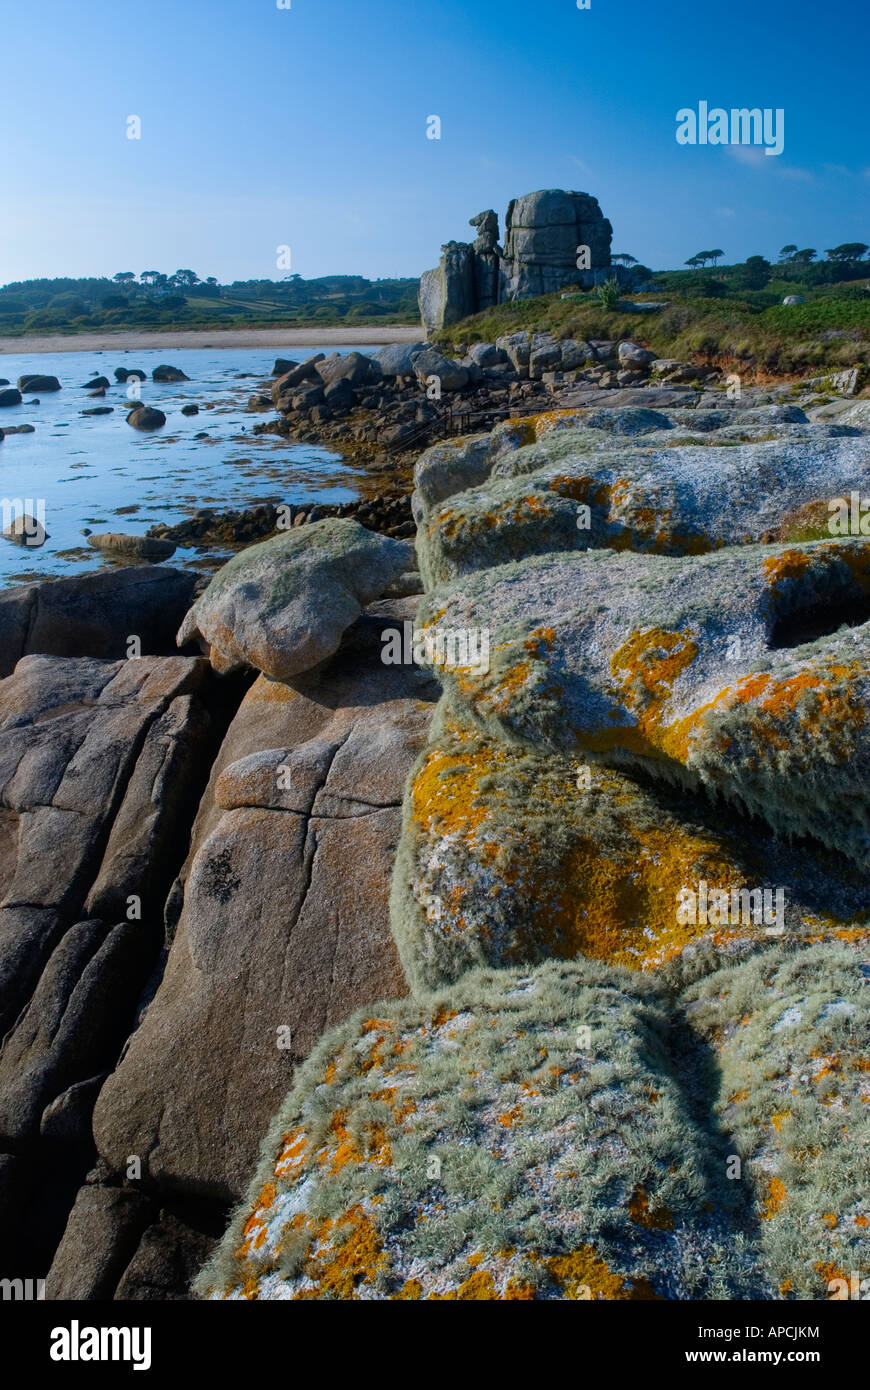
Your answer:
(126, 405), (166, 431)
(2, 513), (48, 547)
(152, 364), (189, 383)
(87, 533), (177, 561)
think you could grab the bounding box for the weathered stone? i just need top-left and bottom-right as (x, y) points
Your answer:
(126, 405), (166, 431)
(196, 959), (758, 1300)
(177, 518), (413, 680)
(376, 343), (428, 377)
(45, 1185), (155, 1300)
(114, 1210), (217, 1300)
(418, 241), (476, 333)
(315, 352), (381, 389)
(0, 919), (153, 1145)
(0, 566), (198, 678)
(17, 375), (60, 392)
(152, 365), (189, 382)
(87, 533), (176, 561)
(411, 348), (469, 392)
(0, 655), (206, 1033)
(93, 613), (437, 1201)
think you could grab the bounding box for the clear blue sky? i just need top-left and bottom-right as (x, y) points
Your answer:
(2, 0), (868, 284)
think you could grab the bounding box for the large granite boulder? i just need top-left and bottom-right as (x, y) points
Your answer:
(500, 189), (612, 300)
(0, 567), (199, 677)
(93, 602), (437, 1202)
(377, 342), (428, 377)
(177, 518), (413, 679)
(0, 654), (209, 1034)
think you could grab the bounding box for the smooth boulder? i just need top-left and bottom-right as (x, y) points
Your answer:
(87, 533), (176, 561)
(126, 405), (166, 431)
(152, 365), (189, 383)
(177, 517), (412, 679)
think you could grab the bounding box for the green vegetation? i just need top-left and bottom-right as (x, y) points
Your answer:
(0, 270), (420, 337)
(434, 257), (870, 378)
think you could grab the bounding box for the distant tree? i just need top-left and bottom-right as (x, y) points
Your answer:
(611, 253), (638, 266)
(740, 255), (772, 289)
(102, 293), (129, 309)
(778, 244), (798, 262)
(113, 271), (136, 284)
(707, 249), (724, 266)
(825, 243), (869, 262)
(793, 248), (817, 264)
(169, 269), (200, 287)
(205, 276), (218, 286)
(685, 255), (704, 269)
(140, 271), (168, 289)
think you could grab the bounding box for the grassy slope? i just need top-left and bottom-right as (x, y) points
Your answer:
(433, 272), (870, 378)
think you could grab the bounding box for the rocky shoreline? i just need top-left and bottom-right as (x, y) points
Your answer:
(1, 353), (869, 1300)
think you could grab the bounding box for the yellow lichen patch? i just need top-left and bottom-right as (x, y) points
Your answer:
(526, 818), (755, 971)
(815, 1260), (849, 1295)
(761, 1176), (787, 1220)
(497, 1105), (524, 1129)
(236, 1179), (279, 1258)
(822, 1213), (838, 1229)
(411, 746), (502, 838)
(611, 627), (699, 717)
(547, 474), (611, 507)
(763, 549), (814, 588)
(393, 1279), (423, 1300)
(628, 1185), (675, 1231)
(300, 1206), (390, 1300)
(546, 1245), (659, 1300)
(324, 1109), (392, 1174)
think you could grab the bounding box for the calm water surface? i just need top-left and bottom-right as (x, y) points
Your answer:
(0, 344), (379, 587)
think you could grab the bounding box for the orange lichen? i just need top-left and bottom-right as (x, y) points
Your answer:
(274, 1129), (308, 1182)
(497, 1105), (524, 1128)
(546, 1246), (659, 1300)
(761, 1176), (787, 1220)
(628, 1185), (675, 1231)
(411, 746), (500, 838)
(299, 1206), (390, 1300)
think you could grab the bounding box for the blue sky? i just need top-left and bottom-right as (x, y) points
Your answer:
(2, 0), (868, 284)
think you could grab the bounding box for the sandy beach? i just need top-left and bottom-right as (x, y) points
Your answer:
(0, 323), (425, 357)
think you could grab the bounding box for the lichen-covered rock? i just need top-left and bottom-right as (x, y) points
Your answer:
(680, 940), (870, 1300)
(390, 706), (870, 991)
(196, 960), (756, 1300)
(416, 421), (870, 586)
(177, 518), (413, 679)
(414, 539), (870, 865)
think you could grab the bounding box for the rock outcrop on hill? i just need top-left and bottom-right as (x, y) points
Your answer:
(419, 189), (620, 332)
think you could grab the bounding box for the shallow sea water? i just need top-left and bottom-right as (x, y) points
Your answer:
(0, 344), (379, 587)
